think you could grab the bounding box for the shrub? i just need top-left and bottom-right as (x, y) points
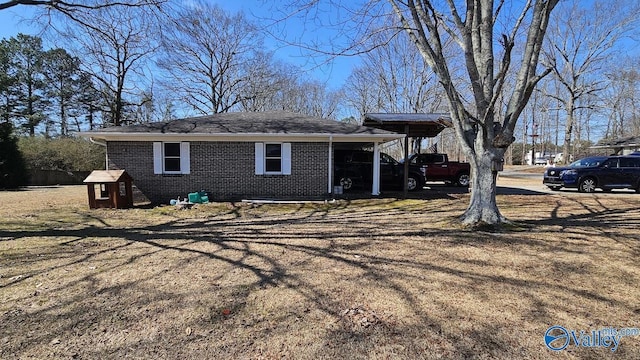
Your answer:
(18, 136), (105, 171)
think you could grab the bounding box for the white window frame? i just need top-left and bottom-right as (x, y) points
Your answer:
(255, 142), (291, 175)
(153, 142), (190, 175)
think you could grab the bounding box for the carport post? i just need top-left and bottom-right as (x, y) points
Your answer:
(372, 142), (381, 196)
(327, 136), (333, 194)
(403, 126), (409, 199)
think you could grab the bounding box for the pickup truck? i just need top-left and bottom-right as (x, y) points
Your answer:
(334, 149), (426, 191)
(408, 153), (471, 187)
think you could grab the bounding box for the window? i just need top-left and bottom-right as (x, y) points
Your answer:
(603, 158), (619, 169)
(265, 143), (282, 173)
(410, 154), (444, 165)
(255, 142), (291, 175)
(620, 157), (640, 168)
(153, 142), (190, 175)
(380, 153), (396, 165)
(164, 143), (181, 172)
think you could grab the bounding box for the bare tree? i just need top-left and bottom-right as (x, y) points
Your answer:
(602, 62), (640, 140)
(238, 53), (289, 112)
(277, 79), (341, 119)
(2, 0), (167, 32)
(344, 24), (445, 116)
(343, 20), (448, 153)
(58, 4), (159, 126)
(238, 57), (341, 118)
(157, 1), (263, 115)
(386, 0), (558, 226)
(274, 0), (557, 226)
(544, 0), (640, 163)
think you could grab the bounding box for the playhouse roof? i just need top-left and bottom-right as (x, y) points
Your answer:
(83, 170), (132, 184)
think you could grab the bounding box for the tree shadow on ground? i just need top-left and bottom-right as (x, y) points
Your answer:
(1, 195), (639, 358)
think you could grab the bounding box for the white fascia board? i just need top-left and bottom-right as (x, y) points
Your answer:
(77, 132), (404, 143)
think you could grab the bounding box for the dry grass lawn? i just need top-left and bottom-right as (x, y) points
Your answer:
(1, 177), (640, 359)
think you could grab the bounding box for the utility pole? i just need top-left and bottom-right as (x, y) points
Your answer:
(530, 120), (538, 165)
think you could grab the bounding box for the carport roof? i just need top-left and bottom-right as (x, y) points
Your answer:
(363, 113), (453, 138)
(591, 135), (640, 149)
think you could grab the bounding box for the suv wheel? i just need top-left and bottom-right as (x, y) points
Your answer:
(578, 177), (597, 193)
(455, 173), (470, 187)
(339, 177), (353, 191)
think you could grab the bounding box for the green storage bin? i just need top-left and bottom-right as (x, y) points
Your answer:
(188, 192), (201, 203)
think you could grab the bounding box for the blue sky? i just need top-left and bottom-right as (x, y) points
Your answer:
(0, 1), (357, 91)
(0, 5), (36, 39)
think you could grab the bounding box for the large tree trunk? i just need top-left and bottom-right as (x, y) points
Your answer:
(462, 153), (506, 226)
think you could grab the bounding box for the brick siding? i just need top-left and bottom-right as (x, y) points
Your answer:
(107, 141), (330, 204)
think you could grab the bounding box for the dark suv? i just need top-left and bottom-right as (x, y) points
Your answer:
(543, 155), (640, 192)
(334, 149), (426, 191)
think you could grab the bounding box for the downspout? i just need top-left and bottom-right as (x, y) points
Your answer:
(89, 137), (108, 170)
(328, 136), (333, 194)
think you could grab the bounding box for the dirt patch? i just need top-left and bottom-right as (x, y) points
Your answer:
(1, 185), (639, 358)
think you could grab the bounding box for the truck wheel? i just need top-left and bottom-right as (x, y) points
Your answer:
(578, 177), (596, 193)
(407, 176), (421, 191)
(339, 177), (353, 191)
(455, 173), (470, 187)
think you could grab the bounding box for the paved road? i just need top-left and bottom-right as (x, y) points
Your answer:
(497, 167), (638, 196)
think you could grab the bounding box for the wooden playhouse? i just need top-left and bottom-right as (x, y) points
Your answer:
(83, 170), (134, 209)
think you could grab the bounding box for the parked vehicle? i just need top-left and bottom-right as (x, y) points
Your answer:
(334, 149), (426, 191)
(407, 153), (471, 187)
(534, 157), (549, 166)
(543, 155), (640, 192)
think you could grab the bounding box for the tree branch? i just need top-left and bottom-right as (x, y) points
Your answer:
(0, 0), (164, 11)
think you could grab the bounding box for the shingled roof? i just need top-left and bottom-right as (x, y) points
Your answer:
(363, 113), (452, 138)
(79, 111), (403, 143)
(96, 112), (393, 135)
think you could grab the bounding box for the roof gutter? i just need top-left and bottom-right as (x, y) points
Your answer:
(78, 132), (405, 143)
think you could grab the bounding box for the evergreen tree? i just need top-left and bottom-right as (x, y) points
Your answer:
(43, 48), (83, 136)
(10, 34), (48, 136)
(77, 72), (103, 131)
(0, 122), (28, 189)
(0, 39), (17, 124)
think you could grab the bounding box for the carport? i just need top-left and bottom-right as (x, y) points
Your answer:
(363, 113), (453, 196)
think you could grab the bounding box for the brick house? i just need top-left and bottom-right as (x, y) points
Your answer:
(79, 111), (403, 203)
